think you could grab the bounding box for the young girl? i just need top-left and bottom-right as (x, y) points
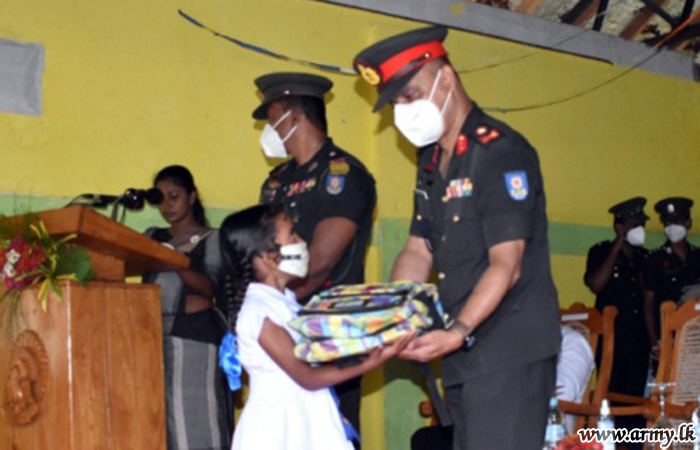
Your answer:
(220, 204), (412, 450)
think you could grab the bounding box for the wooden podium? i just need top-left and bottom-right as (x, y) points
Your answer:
(0, 206), (189, 450)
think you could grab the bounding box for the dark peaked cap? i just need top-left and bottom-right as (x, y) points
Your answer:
(608, 197), (649, 221)
(252, 72), (333, 120)
(654, 197), (694, 221)
(353, 26), (448, 112)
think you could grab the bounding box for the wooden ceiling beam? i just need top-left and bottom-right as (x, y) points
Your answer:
(592, 0), (610, 30)
(678, 0), (696, 22)
(620, 0), (673, 39)
(516, 0), (545, 15)
(668, 23), (700, 50)
(560, 0), (601, 26)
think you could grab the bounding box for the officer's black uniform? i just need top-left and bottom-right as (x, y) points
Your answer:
(645, 243), (700, 315)
(260, 140), (376, 294)
(413, 104), (560, 448)
(584, 198), (650, 446)
(644, 197), (700, 337)
(354, 26), (560, 449)
(253, 72), (376, 439)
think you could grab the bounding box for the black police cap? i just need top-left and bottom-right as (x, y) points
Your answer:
(608, 197), (649, 222)
(654, 197), (694, 221)
(353, 26), (448, 112)
(252, 72), (333, 120)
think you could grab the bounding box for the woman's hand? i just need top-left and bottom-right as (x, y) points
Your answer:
(176, 268), (215, 298)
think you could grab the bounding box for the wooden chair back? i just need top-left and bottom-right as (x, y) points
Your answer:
(658, 299), (700, 408)
(559, 302), (617, 430)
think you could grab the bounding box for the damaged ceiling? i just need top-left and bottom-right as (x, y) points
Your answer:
(321, 0), (700, 78)
(503, 0), (700, 59)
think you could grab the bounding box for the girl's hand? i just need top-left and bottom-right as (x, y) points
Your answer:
(362, 332), (416, 369)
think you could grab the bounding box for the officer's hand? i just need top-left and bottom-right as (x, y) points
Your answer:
(613, 229), (625, 249)
(397, 329), (463, 363)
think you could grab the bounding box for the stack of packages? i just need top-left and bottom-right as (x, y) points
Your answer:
(289, 281), (446, 364)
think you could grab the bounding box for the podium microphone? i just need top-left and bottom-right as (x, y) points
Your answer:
(120, 188), (164, 210)
(68, 188), (164, 211)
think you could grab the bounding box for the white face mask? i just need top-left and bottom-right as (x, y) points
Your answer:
(260, 110), (298, 159)
(393, 68), (453, 147)
(625, 226), (645, 247)
(278, 242), (309, 278)
(665, 224), (687, 243)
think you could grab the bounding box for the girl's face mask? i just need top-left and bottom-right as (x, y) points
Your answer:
(277, 242), (309, 278)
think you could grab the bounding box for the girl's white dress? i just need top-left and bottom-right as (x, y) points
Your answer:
(232, 282), (354, 450)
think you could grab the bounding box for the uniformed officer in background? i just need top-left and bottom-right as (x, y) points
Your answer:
(584, 197), (650, 448)
(253, 72), (376, 438)
(644, 197), (700, 358)
(353, 26), (560, 449)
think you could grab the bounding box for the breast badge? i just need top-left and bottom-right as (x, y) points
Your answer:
(445, 178), (473, 199)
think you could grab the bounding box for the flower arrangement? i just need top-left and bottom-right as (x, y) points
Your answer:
(0, 216), (94, 314)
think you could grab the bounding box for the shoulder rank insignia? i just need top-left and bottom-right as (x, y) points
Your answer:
(329, 157), (350, 175)
(326, 174), (345, 195)
(504, 171), (528, 201)
(476, 125), (501, 145)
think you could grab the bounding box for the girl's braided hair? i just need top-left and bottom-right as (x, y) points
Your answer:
(219, 204), (283, 330)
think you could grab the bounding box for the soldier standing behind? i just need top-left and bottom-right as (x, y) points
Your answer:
(643, 197), (700, 359)
(253, 72), (377, 439)
(584, 197), (650, 449)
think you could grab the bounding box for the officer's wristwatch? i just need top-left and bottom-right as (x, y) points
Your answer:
(448, 319), (477, 350)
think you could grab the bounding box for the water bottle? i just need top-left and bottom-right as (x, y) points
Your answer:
(597, 399), (616, 450)
(543, 396), (566, 450)
(692, 395), (700, 450)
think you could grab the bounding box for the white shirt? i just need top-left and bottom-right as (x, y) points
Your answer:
(557, 325), (595, 433)
(232, 283), (353, 450)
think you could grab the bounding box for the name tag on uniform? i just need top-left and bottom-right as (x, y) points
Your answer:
(445, 178), (473, 199)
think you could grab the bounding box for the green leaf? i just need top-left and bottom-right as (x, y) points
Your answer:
(49, 279), (63, 302)
(55, 245), (95, 284)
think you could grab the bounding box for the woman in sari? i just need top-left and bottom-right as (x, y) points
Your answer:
(143, 165), (232, 450)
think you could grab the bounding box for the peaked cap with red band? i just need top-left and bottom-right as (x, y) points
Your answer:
(353, 26), (448, 112)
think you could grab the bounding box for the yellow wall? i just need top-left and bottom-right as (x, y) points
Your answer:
(3, 0), (700, 304)
(2, 0), (700, 448)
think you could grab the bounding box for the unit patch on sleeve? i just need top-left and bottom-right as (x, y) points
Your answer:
(326, 175), (345, 195)
(504, 171), (529, 201)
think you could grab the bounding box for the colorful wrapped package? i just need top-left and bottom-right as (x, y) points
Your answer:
(289, 281), (445, 363)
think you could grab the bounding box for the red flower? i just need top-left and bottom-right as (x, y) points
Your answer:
(1, 236), (46, 290)
(556, 434), (603, 450)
